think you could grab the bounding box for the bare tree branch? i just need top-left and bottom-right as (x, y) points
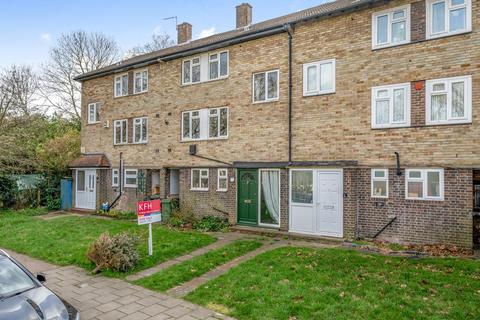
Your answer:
(124, 33), (175, 58)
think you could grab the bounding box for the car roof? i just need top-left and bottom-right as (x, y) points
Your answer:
(0, 249), (10, 258)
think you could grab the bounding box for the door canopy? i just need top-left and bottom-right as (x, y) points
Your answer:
(69, 154), (111, 168)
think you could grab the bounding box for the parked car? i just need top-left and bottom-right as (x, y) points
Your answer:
(0, 249), (80, 320)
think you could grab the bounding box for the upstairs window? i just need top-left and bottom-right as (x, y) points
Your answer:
(133, 117), (148, 143)
(182, 51), (229, 85)
(427, 0), (471, 38)
(371, 169), (388, 198)
(182, 107), (228, 141)
(406, 169), (444, 200)
(114, 73), (128, 97)
(87, 102), (100, 124)
(303, 59), (335, 96)
(217, 169), (228, 191)
(209, 52), (229, 80)
(371, 83), (410, 128)
(113, 119), (128, 145)
(124, 169), (138, 188)
(426, 75), (471, 125)
(191, 169), (209, 191)
(134, 70), (148, 94)
(372, 5), (410, 49)
(253, 70), (279, 103)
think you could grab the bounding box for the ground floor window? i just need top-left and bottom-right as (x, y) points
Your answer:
(124, 169), (138, 188)
(112, 169), (119, 187)
(217, 169), (228, 192)
(291, 170), (313, 204)
(191, 169), (209, 191)
(259, 169), (280, 226)
(406, 168), (444, 200)
(371, 169), (388, 198)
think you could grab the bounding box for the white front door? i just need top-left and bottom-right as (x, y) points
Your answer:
(75, 169), (96, 210)
(289, 169), (343, 237)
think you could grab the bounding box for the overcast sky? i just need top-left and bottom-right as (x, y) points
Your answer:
(0, 0), (329, 69)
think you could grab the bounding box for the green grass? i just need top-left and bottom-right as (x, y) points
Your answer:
(186, 246), (480, 320)
(0, 210), (215, 277)
(134, 240), (263, 291)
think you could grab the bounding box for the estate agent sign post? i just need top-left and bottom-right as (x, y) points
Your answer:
(136, 199), (162, 256)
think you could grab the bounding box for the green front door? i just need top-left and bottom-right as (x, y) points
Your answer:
(237, 169), (258, 225)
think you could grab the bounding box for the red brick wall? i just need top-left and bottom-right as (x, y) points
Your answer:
(411, 81), (426, 126)
(410, 0), (426, 43)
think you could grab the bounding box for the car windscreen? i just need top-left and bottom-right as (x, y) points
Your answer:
(0, 257), (36, 298)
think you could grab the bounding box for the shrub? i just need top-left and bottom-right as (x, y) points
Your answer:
(0, 175), (18, 208)
(168, 206), (197, 229)
(193, 216), (229, 232)
(87, 232), (140, 273)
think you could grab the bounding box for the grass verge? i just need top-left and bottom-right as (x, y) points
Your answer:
(0, 210), (215, 277)
(134, 240), (263, 291)
(186, 246), (480, 320)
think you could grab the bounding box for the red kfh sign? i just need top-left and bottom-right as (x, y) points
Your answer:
(136, 199), (162, 225)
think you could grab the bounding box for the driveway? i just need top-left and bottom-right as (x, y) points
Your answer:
(5, 250), (232, 320)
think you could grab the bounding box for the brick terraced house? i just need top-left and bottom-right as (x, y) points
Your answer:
(71, 0), (480, 248)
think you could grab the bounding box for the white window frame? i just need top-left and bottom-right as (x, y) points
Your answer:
(371, 83), (411, 129)
(113, 119), (128, 145)
(425, 75), (472, 125)
(87, 102), (100, 124)
(133, 117), (148, 144)
(371, 169), (389, 198)
(114, 73), (128, 98)
(124, 169), (138, 188)
(217, 168), (228, 192)
(181, 107), (229, 142)
(112, 169), (119, 187)
(208, 51), (229, 81)
(133, 69), (148, 94)
(372, 4), (411, 49)
(405, 168), (444, 201)
(182, 50), (229, 85)
(426, 0), (472, 39)
(252, 69), (280, 103)
(258, 169), (281, 228)
(191, 168), (209, 191)
(303, 59), (336, 96)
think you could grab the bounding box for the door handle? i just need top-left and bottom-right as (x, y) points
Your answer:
(244, 199), (252, 204)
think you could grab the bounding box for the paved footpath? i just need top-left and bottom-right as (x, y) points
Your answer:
(6, 250), (233, 320)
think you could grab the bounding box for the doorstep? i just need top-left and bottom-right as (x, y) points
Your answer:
(69, 208), (96, 214)
(231, 225), (344, 245)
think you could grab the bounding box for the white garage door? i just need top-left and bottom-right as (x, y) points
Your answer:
(289, 169), (343, 237)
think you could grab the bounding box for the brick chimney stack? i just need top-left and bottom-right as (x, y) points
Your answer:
(236, 3), (252, 29)
(177, 22), (192, 44)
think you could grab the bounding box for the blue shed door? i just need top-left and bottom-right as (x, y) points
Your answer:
(61, 178), (73, 210)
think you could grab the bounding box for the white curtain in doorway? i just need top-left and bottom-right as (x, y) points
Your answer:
(261, 170), (279, 224)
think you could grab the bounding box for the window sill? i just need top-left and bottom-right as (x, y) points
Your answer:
(371, 196), (388, 199)
(252, 98), (279, 105)
(124, 186), (138, 189)
(182, 76), (229, 87)
(133, 90), (148, 95)
(190, 188), (209, 192)
(425, 120), (472, 126)
(181, 136), (229, 143)
(372, 40), (411, 51)
(303, 90), (335, 97)
(426, 29), (472, 40)
(371, 123), (411, 129)
(405, 197), (444, 202)
(216, 189), (228, 192)
(87, 121), (101, 125)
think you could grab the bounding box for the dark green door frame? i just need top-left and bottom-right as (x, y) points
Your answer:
(237, 169), (258, 226)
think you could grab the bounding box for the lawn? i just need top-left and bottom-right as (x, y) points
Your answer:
(134, 239), (263, 291)
(186, 246), (480, 320)
(0, 209), (215, 277)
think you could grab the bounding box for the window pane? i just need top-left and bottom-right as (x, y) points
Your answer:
(393, 10), (405, 19)
(122, 75), (128, 95)
(209, 60), (218, 79)
(408, 181), (423, 198)
(374, 170), (385, 178)
(450, 8), (466, 31)
(432, 2), (446, 33)
(427, 171), (440, 197)
(320, 63), (332, 91)
(307, 66), (317, 92)
(201, 177), (208, 188)
(409, 171), (422, 178)
(376, 100), (389, 125)
(142, 72), (148, 91)
(135, 122), (141, 142)
(192, 117), (200, 139)
(95, 104), (100, 122)
(209, 113), (218, 138)
(373, 181), (387, 197)
(260, 170), (280, 225)
(392, 21), (406, 42)
(220, 52), (228, 76)
(220, 108), (228, 136)
(77, 171), (85, 191)
(89, 106), (94, 122)
(115, 123), (121, 143)
(182, 113), (190, 138)
(141, 119), (147, 141)
(183, 61), (190, 83)
(254, 73), (266, 101)
(451, 0), (465, 5)
(452, 82), (465, 118)
(377, 90), (389, 98)
(192, 171), (200, 188)
(431, 94), (447, 121)
(292, 171), (313, 204)
(121, 121), (127, 142)
(192, 65), (201, 83)
(135, 75), (142, 93)
(377, 15), (388, 43)
(126, 177), (137, 186)
(267, 71), (278, 99)
(433, 83), (446, 91)
(219, 178), (227, 190)
(393, 88), (405, 122)
(115, 81), (121, 96)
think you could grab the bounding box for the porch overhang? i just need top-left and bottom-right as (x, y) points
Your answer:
(69, 153), (111, 168)
(233, 160), (358, 168)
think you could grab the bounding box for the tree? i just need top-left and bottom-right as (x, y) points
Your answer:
(125, 33), (175, 58)
(36, 129), (80, 175)
(41, 31), (120, 120)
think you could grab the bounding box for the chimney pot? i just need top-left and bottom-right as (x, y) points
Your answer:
(236, 3), (252, 29)
(177, 22), (192, 44)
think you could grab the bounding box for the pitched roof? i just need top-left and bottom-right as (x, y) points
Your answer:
(69, 154), (111, 168)
(75, 0), (384, 81)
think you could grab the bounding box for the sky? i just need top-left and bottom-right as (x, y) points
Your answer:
(0, 0), (329, 69)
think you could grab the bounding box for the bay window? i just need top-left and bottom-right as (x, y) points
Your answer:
(303, 59), (335, 96)
(371, 83), (410, 128)
(372, 5), (410, 49)
(426, 75), (471, 125)
(133, 117), (148, 143)
(406, 169), (444, 200)
(191, 169), (209, 191)
(253, 70), (279, 103)
(427, 0), (471, 38)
